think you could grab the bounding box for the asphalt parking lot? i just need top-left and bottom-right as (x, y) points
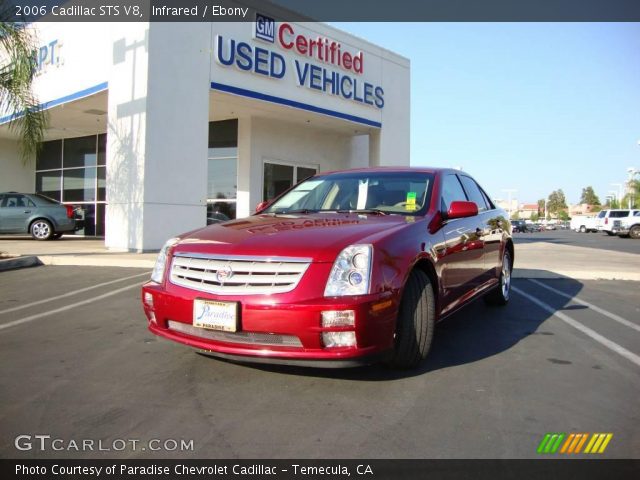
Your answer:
(1, 263), (638, 459)
(513, 228), (640, 255)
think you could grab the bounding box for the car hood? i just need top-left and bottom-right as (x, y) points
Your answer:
(173, 212), (417, 262)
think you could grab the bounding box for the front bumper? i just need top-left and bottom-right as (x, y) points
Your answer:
(142, 282), (398, 367)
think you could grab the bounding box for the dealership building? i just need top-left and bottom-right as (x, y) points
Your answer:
(0, 16), (410, 251)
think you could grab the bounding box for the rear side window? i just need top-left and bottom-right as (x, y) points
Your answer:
(610, 211), (629, 218)
(32, 194), (59, 205)
(459, 175), (489, 212)
(597, 211), (607, 218)
(441, 174), (468, 211)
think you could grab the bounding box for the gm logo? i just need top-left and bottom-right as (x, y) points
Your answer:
(255, 13), (275, 43)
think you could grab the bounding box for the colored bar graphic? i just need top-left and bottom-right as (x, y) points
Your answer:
(537, 433), (565, 454)
(538, 433), (613, 454)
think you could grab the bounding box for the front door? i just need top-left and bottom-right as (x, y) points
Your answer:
(439, 174), (485, 313)
(0, 194), (32, 233)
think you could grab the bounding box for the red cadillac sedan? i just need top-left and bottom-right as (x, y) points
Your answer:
(142, 168), (513, 368)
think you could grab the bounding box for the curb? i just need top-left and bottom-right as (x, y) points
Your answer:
(0, 256), (42, 272)
(37, 255), (154, 269)
(513, 268), (640, 282)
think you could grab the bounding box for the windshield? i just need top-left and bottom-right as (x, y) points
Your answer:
(263, 171), (433, 216)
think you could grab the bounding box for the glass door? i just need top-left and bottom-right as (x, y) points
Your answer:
(263, 161), (318, 201)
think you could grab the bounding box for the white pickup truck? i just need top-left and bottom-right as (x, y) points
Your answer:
(610, 211), (640, 239)
(570, 215), (598, 233)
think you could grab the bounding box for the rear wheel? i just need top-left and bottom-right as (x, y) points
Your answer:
(30, 220), (54, 241)
(630, 225), (640, 239)
(579, 225), (586, 233)
(485, 250), (512, 306)
(389, 269), (435, 369)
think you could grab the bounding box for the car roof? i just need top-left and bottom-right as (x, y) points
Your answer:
(317, 166), (467, 176)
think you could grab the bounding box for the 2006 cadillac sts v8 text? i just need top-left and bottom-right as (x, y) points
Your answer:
(142, 168), (513, 368)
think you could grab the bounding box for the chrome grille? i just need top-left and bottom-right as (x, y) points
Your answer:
(167, 320), (302, 347)
(169, 253), (311, 295)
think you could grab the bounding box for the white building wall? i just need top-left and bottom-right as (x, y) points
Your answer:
(105, 22), (210, 251)
(0, 139), (32, 193)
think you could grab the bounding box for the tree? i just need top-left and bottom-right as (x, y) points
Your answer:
(0, 16), (48, 164)
(537, 199), (545, 217)
(530, 212), (539, 222)
(580, 186), (600, 205)
(621, 179), (640, 209)
(511, 211), (520, 220)
(547, 189), (568, 216)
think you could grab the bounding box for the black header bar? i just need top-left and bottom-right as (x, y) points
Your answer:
(4, 0), (640, 22)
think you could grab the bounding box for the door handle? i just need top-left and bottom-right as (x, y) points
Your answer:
(23, 210), (31, 214)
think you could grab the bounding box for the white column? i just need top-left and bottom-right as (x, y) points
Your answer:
(236, 116), (253, 218)
(105, 22), (211, 251)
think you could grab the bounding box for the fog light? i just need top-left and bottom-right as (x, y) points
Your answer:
(145, 310), (156, 324)
(321, 310), (355, 327)
(322, 331), (356, 348)
(144, 292), (154, 307)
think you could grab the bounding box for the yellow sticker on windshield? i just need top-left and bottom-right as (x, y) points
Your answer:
(406, 192), (417, 210)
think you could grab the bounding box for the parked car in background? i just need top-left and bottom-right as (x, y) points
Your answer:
(611, 211), (640, 239)
(142, 167), (513, 369)
(570, 215), (598, 233)
(0, 192), (76, 240)
(528, 224), (542, 232)
(544, 223), (557, 230)
(596, 209), (640, 236)
(510, 220), (529, 233)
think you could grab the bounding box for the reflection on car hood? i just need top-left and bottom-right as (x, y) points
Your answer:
(173, 212), (416, 262)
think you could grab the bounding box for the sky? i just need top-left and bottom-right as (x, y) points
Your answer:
(332, 22), (640, 206)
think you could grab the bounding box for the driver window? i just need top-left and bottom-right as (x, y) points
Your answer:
(441, 174), (468, 212)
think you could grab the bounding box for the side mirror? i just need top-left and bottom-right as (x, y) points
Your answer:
(446, 200), (478, 219)
(255, 200), (270, 213)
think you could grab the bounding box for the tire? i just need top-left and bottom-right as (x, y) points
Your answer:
(30, 219), (54, 241)
(389, 269), (435, 369)
(630, 225), (640, 240)
(579, 226), (586, 233)
(52, 233), (63, 240)
(485, 249), (512, 306)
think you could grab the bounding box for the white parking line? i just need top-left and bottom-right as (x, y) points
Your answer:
(512, 285), (640, 368)
(0, 272), (149, 315)
(528, 278), (640, 334)
(0, 282), (141, 332)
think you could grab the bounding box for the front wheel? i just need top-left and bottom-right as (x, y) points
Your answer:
(389, 269), (435, 369)
(30, 220), (54, 241)
(629, 225), (640, 239)
(485, 250), (512, 306)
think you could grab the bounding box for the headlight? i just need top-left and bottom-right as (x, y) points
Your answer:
(324, 244), (372, 296)
(150, 237), (179, 283)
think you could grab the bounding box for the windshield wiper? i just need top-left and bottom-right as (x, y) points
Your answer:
(335, 208), (389, 216)
(274, 208), (318, 214)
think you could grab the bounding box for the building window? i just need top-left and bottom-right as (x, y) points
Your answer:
(263, 161), (318, 201)
(35, 134), (107, 236)
(207, 120), (237, 224)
